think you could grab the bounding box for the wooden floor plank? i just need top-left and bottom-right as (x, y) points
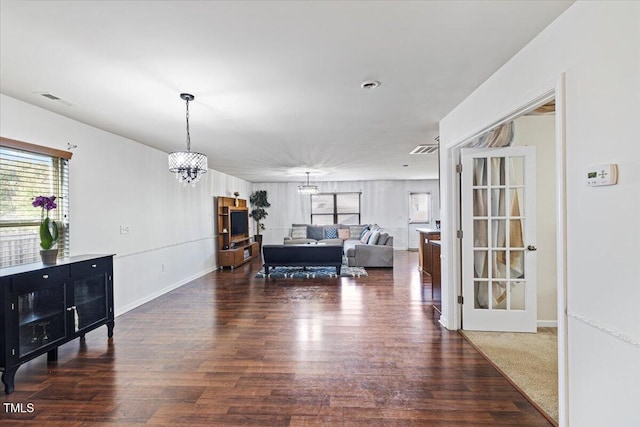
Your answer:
(0, 251), (552, 426)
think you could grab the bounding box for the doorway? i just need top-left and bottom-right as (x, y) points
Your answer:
(443, 85), (567, 424)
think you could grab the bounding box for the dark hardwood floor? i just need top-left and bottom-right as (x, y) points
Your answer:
(1, 251), (551, 426)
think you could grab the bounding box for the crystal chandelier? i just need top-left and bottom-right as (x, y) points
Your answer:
(168, 93), (208, 186)
(298, 172), (319, 194)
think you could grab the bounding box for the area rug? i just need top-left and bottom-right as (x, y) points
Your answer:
(255, 265), (367, 278)
(460, 328), (558, 425)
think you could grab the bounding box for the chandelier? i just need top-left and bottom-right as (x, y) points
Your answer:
(298, 172), (319, 194)
(168, 93), (208, 186)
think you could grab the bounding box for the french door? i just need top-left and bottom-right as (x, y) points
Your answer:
(461, 146), (537, 332)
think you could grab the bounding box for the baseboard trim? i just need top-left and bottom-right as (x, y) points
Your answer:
(537, 320), (558, 328)
(114, 266), (217, 317)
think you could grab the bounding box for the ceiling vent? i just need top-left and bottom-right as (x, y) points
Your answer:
(38, 93), (72, 106)
(41, 93), (61, 100)
(410, 144), (439, 155)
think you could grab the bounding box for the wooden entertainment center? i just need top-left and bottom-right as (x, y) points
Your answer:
(216, 196), (260, 269)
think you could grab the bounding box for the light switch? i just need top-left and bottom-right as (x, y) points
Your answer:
(586, 164), (618, 187)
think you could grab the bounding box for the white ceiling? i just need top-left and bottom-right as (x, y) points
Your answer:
(0, 0), (573, 183)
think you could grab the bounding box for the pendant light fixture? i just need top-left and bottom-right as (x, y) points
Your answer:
(298, 171), (319, 195)
(168, 93), (208, 186)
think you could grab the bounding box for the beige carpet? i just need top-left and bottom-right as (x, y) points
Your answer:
(461, 328), (558, 424)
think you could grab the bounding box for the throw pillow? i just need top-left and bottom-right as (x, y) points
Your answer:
(307, 226), (324, 241)
(368, 230), (380, 245)
(291, 226), (307, 239)
(360, 229), (373, 244)
(349, 225), (366, 239)
(324, 228), (338, 239)
(337, 228), (350, 240)
(377, 232), (390, 246)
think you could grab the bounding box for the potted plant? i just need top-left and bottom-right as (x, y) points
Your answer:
(233, 191), (240, 206)
(249, 190), (270, 247)
(32, 195), (59, 264)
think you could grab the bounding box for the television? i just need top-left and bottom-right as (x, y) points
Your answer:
(230, 210), (249, 236)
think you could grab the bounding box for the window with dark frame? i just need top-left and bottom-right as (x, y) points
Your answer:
(311, 192), (361, 225)
(0, 139), (71, 268)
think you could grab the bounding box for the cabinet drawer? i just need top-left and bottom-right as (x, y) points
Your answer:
(70, 258), (112, 277)
(12, 266), (70, 291)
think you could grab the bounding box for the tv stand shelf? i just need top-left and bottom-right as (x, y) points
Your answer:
(216, 196), (260, 269)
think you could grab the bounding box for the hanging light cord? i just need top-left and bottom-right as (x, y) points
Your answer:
(185, 97), (191, 152)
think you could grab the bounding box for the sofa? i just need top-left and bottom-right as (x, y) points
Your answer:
(283, 224), (394, 267)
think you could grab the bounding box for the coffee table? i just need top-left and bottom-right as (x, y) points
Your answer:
(262, 244), (343, 275)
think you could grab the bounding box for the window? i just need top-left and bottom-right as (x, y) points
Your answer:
(311, 192), (361, 225)
(409, 192), (431, 224)
(0, 138), (71, 268)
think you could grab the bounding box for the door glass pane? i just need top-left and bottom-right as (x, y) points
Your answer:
(510, 156), (525, 186)
(473, 158), (487, 186)
(473, 220), (488, 247)
(492, 282), (507, 310)
(509, 188), (524, 216)
(490, 220), (506, 247)
(474, 250), (488, 278)
(18, 285), (66, 357)
(511, 281), (526, 310)
(491, 189), (506, 216)
(509, 220), (525, 248)
(473, 190), (487, 216)
(510, 250), (526, 279)
(490, 158), (506, 186)
(492, 250), (508, 278)
(474, 281), (488, 309)
(74, 274), (107, 332)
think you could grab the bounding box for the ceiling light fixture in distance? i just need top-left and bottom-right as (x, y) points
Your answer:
(298, 172), (319, 195)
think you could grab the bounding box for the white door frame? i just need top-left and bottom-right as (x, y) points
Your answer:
(440, 75), (568, 425)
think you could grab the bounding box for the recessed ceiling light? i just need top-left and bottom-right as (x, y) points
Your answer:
(361, 80), (381, 90)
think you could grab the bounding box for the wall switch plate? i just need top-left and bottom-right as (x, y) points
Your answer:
(586, 164), (618, 187)
(120, 225), (131, 234)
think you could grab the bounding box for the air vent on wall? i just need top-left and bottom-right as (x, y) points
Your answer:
(410, 144), (439, 155)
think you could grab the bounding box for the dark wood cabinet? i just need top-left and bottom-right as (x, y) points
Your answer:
(0, 255), (114, 394)
(417, 229), (442, 313)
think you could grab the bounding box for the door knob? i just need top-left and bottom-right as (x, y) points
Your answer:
(527, 245), (537, 251)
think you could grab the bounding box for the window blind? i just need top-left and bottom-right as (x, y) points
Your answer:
(311, 192), (361, 225)
(0, 145), (70, 268)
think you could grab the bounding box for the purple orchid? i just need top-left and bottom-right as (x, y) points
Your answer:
(32, 195), (57, 210)
(32, 195), (59, 250)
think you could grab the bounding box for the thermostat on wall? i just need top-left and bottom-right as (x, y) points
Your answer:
(586, 164), (618, 187)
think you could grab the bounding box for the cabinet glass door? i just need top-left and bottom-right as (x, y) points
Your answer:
(73, 273), (108, 332)
(18, 284), (67, 358)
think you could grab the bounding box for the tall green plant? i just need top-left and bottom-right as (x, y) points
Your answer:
(249, 190), (270, 235)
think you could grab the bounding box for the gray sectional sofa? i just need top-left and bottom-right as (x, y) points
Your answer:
(283, 224), (393, 267)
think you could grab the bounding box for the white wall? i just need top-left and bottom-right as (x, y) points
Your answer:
(439, 2), (640, 425)
(513, 115), (557, 323)
(251, 179), (439, 249)
(1, 94), (252, 315)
